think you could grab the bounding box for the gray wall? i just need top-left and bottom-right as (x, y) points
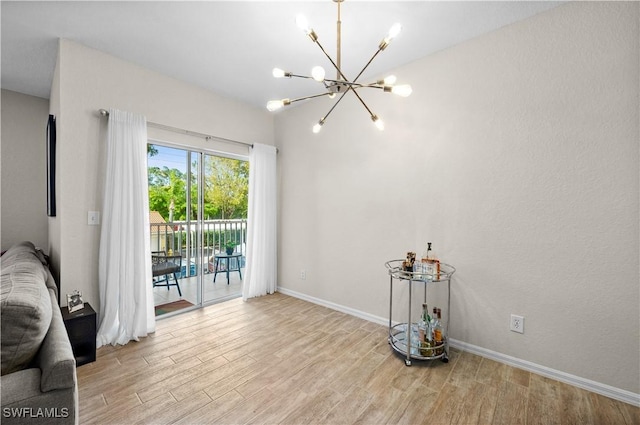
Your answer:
(1, 89), (50, 251)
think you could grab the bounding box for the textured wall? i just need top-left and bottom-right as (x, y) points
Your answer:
(276, 2), (639, 394)
(1, 90), (50, 251)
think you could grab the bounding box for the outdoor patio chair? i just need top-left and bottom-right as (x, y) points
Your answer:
(152, 251), (183, 296)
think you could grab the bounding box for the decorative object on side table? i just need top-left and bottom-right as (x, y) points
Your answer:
(66, 290), (84, 313)
(60, 302), (96, 366)
(225, 241), (236, 255)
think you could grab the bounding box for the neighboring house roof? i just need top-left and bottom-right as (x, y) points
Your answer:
(150, 211), (171, 235)
(150, 211), (166, 225)
(150, 211), (182, 234)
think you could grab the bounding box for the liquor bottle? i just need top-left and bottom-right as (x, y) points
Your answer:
(424, 243), (441, 280)
(420, 243), (431, 280)
(433, 308), (444, 355)
(425, 314), (434, 356)
(413, 258), (424, 280)
(421, 243), (432, 264)
(418, 303), (431, 356)
(430, 307), (438, 354)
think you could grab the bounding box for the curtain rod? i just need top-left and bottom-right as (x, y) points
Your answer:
(98, 109), (254, 150)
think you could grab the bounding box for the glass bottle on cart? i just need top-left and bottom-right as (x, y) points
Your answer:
(421, 242), (441, 280)
(432, 307), (444, 355)
(418, 303), (432, 356)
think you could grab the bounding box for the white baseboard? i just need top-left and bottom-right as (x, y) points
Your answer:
(277, 286), (640, 407)
(277, 286), (389, 327)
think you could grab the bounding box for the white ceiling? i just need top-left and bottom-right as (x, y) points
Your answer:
(1, 1), (564, 109)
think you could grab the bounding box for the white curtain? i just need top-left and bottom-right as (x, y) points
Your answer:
(242, 143), (278, 300)
(97, 108), (155, 348)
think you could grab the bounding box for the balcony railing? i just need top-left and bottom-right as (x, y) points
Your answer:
(150, 218), (247, 277)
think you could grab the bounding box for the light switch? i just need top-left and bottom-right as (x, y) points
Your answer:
(88, 211), (100, 225)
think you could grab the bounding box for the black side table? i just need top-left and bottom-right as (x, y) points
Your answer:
(212, 253), (243, 284)
(60, 302), (96, 366)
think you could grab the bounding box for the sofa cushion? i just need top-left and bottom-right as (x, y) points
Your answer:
(1, 242), (53, 375)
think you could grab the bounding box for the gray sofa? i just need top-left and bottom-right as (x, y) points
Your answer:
(1, 242), (78, 425)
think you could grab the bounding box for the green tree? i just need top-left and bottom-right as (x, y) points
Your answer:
(148, 166), (187, 221)
(147, 146), (249, 222)
(204, 157), (249, 219)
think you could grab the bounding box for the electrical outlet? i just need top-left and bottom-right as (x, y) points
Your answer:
(510, 314), (524, 334)
(88, 211), (100, 225)
(299, 270), (306, 280)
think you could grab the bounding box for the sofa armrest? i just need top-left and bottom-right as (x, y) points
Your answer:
(0, 369), (78, 425)
(35, 290), (77, 392)
(0, 368), (42, 405)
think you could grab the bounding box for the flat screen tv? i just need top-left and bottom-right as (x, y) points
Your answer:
(47, 114), (56, 217)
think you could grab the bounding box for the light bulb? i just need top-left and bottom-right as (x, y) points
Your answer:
(272, 68), (286, 78)
(312, 119), (325, 133)
(328, 93), (336, 99)
(266, 100), (284, 111)
(267, 99), (290, 111)
(372, 115), (385, 131)
(376, 75), (397, 86)
(311, 66), (325, 82)
(296, 14), (310, 33)
(391, 84), (412, 97)
(379, 23), (402, 50)
(383, 75), (397, 85)
(387, 23), (402, 40)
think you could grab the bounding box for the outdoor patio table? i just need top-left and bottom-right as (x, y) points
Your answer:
(212, 253), (243, 284)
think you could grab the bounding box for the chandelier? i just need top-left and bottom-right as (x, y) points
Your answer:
(266, 0), (412, 133)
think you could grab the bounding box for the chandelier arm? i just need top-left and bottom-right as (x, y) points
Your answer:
(313, 38), (350, 82)
(288, 73), (316, 80)
(289, 92), (335, 104)
(350, 88), (375, 117)
(352, 48), (383, 83)
(336, 0), (342, 78)
(319, 89), (351, 124)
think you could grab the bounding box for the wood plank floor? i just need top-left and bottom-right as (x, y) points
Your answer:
(77, 293), (639, 425)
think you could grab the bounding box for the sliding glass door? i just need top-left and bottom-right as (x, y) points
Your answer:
(201, 154), (249, 304)
(148, 143), (248, 316)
